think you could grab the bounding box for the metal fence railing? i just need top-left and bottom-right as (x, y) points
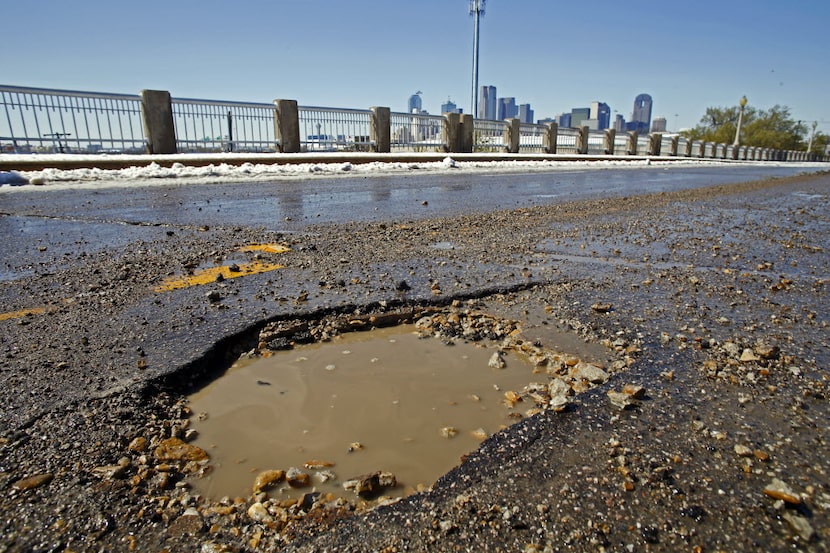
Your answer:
(473, 119), (508, 152)
(2, 84), (825, 161)
(390, 112), (445, 152)
(556, 128), (580, 154)
(1, 85), (145, 154)
(299, 107), (372, 152)
(586, 131), (605, 154)
(172, 98), (276, 153)
(518, 123), (545, 152)
(613, 134), (630, 155)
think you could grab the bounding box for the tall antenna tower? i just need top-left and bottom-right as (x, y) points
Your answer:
(470, 0), (486, 118)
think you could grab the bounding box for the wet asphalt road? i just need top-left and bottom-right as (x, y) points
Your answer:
(1, 163), (829, 552)
(0, 164), (824, 429)
(0, 165), (816, 283)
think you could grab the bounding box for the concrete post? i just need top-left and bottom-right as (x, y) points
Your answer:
(684, 139), (693, 157)
(504, 118), (520, 153)
(443, 112), (461, 153)
(577, 126), (589, 154)
(140, 90), (176, 154)
(670, 136), (680, 157)
(273, 99), (300, 153)
(544, 122), (558, 154)
(627, 132), (638, 155)
(460, 114), (474, 153)
(603, 129), (616, 155)
(370, 106), (391, 153)
(648, 133), (662, 156)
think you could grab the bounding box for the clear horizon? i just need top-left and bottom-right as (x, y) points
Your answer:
(4, 0), (828, 134)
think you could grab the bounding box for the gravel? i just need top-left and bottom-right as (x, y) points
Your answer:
(1, 171), (828, 552)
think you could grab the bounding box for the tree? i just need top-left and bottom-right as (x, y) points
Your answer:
(811, 132), (829, 155)
(683, 104), (807, 150)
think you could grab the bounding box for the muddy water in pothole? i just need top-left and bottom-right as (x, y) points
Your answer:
(188, 325), (539, 500)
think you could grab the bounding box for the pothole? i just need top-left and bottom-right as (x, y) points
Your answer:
(188, 324), (538, 501)
(184, 303), (639, 507)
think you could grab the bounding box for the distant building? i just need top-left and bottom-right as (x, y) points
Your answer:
(571, 107), (591, 128)
(479, 85), (497, 120)
(558, 113), (572, 128)
(441, 98), (460, 114)
(614, 114), (626, 132)
(537, 117), (557, 125)
(590, 101), (611, 130)
(626, 93), (653, 133)
(652, 117), (667, 132)
(518, 104), (534, 124)
(498, 97), (517, 120)
(408, 92), (423, 114)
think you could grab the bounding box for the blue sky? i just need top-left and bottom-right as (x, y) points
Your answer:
(4, 0), (828, 133)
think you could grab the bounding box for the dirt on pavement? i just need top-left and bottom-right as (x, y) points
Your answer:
(1, 171), (828, 552)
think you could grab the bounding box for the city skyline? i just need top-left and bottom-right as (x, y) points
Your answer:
(3, 0), (828, 134)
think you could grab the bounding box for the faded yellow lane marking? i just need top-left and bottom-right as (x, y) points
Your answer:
(238, 243), (292, 254)
(154, 261), (285, 292)
(0, 306), (51, 322)
(2, 244), (291, 321)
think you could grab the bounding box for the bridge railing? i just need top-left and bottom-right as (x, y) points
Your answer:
(390, 111), (445, 152)
(1, 84), (825, 162)
(171, 97), (277, 153)
(0, 85), (145, 153)
(518, 122), (545, 153)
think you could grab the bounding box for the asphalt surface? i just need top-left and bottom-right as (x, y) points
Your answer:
(0, 164), (828, 552)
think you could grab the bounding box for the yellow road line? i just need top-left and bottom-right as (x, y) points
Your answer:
(154, 261), (285, 292)
(0, 306), (51, 322)
(2, 244), (291, 320)
(238, 243), (292, 254)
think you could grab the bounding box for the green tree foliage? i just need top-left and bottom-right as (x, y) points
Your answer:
(683, 104), (807, 150)
(812, 132), (829, 155)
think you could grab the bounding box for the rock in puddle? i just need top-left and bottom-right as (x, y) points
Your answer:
(343, 471), (397, 497)
(252, 469), (285, 493)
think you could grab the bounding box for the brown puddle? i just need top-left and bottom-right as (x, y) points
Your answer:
(187, 324), (539, 500)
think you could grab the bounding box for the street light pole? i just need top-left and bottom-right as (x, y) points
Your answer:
(469, 0), (486, 118)
(733, 95), (747, 146)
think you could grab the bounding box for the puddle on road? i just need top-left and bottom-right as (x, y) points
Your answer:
(188, 324), (538, 500)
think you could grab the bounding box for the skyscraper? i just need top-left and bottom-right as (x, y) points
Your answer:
(498, 97), (517, 120)
(479, 85), (497, 120)
(518, 104), (534, 124)
(408, 92), (423, 114)
(628, 93), (653, 133)
(570, 107), (591, 128)
(614, 114), (626, 132)
(441, 98), (460, 114)
(590, 101), (611, 130)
